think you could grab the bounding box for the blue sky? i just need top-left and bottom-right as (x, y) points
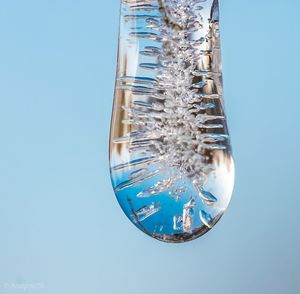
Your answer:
(0, 1), (299, 293)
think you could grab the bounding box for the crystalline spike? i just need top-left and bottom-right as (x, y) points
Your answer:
(202, 134), (229, 142)
(195, 114), (225, 122)
(173, 215), (183, 231)
(182, 197), (196, 232)
(205, 144), (227, 150)
(130, 4), (159, 11)
(199, 210), (213, 228)
(114, 169), (161, 192)
(130, 31), (161, 41)
(199, 188), (218, 205)
(129, 168), (149, 180)
(117, 84), (156, 95)
(192, 103), (216, 111)
(192, 81), (208, 89)
(119, 76), (158, 84)
(124, 14), (159, 21)
(139, 63), (161, 70)
(195, 93), (221, 100)
(134, 202), (161, 222)
(112, 156), (158, 171)
(196, 123), (224, 129)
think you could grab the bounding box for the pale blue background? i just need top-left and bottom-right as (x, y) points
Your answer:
(0, 0), (299, 293)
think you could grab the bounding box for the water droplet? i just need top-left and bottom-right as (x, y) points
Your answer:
(110, 0), (234, 242)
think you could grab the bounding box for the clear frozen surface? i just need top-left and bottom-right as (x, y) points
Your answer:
(0, 0), (300, 293)
(110, 0), (234, 242)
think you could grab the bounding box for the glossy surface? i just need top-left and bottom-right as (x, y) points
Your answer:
(110, 0), (234, 242)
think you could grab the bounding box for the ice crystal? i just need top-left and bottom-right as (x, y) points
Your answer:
(110, 0), (234, 242)
(116, 0), (226, 196)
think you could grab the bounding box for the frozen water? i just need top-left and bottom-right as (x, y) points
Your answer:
(110, 0), (234, 242)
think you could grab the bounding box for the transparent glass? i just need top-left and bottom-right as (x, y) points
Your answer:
(109, 0), (234, 243)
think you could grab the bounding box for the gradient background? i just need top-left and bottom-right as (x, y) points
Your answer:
(0, 0), (299, 293)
